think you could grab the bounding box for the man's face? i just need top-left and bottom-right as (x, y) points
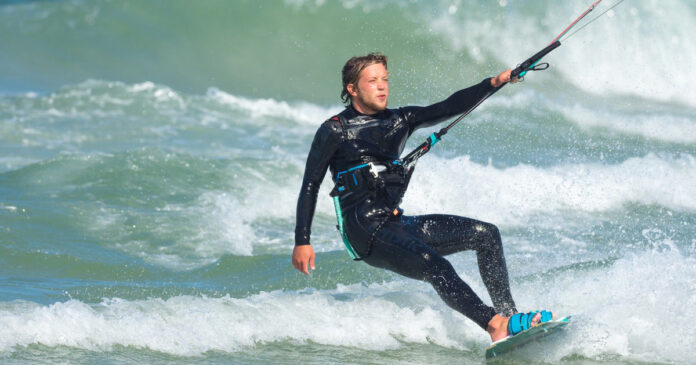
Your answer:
(349, 63), (389, 114)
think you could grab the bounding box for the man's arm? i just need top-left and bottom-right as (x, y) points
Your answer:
(292, 119), (341, 274)
(405, 69), (515, 133)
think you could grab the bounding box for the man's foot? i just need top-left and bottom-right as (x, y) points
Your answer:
(486, 314), (510, 342)
(486, 312), (547, 342)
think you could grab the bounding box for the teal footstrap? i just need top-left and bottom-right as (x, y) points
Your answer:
(508, 310), (553, 336)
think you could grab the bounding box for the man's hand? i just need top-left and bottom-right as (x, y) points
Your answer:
(292, 245), (316, 275)
(491, 69), (519, 88)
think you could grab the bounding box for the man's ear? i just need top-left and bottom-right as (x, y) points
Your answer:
(346, 83), (358, 97)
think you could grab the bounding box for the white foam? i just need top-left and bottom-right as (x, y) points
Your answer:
(539, 249), (696, 363)
(1, 248), (693, 362)
(182, 151), (695, 264)
(183, 173), (339, 257)
(403, 153), (696, 226)
(482, 89), (696, 144)
(0, 156), (41, 172)
(551, 2), (696, 108)
(0, 281), (485, 356)
(87, 190), (261, 270)
(0, 204), (19, 212)
(132, 171), (337, 268)
(206, 88), (341, 126)
(125, 81), (185, 107)
(7, 80), (185, 128)
(557, 102), (696, 144)
(425, 2), (696, 107)
(6, 81), (339, 134)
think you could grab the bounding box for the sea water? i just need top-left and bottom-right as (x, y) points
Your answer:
(1, 1), (695, 363)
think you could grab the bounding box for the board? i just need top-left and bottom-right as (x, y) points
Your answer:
(485, 316), (571, 360)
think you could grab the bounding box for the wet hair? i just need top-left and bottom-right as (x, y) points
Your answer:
(340, 52), (388, 104)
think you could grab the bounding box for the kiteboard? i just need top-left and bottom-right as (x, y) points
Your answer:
(485, 316), (571, 360)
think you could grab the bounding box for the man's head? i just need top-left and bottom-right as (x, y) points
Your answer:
(341, 53), (389, 114)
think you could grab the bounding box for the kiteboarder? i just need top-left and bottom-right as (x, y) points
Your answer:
(292, 52), (551, 341)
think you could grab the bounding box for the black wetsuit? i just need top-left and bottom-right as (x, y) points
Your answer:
(295, 78), (516, 329)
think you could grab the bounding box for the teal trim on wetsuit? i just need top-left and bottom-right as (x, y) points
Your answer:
(295, 78), (517, 329)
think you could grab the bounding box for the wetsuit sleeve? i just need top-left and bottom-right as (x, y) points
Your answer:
(403, 78), (496, 133)
(295, 120), (341, 245)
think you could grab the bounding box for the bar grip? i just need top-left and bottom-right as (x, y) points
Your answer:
(511, 40), (562, 78)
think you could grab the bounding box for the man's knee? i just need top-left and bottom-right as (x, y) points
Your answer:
(424, 254), (456, 282)
(470, 221), (502, 248)
(472, 221), (499, 236)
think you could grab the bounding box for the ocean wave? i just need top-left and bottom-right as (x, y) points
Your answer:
(404, 153), (696, 225)
(0, 282), (485, 356)
(1, 248), (693, 362)
(206, 88), (340, 126)
(482, 89), (696, 144)
(556, 101), (696, 145)
(4, 1), (694, 108)
(545, 248), (696, 363)
(0, 80), (335, 171)
(423, 1), (696, 107)
(4, 142), (692, 269)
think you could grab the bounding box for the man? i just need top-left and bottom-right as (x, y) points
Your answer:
(292, 53), (552, 342)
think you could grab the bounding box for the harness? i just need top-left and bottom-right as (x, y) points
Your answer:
(328, 115), (411, 260)
(330, 162), (378, 261)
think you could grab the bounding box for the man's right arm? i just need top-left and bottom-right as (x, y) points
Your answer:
(293, 120), (341, 275)
(295, 120), (341, 246)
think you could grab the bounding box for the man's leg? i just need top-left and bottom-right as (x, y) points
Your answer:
(401, 214), (517, 316)
(359, 219), (497, 330)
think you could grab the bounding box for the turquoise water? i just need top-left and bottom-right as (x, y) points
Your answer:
(2, 1), (696, 363)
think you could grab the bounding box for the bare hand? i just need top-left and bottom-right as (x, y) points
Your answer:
(292, 245), (316, 275)
(491, 69), (518, 88)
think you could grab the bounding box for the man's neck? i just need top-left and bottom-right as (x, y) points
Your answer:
(351, 102), (380, 116)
